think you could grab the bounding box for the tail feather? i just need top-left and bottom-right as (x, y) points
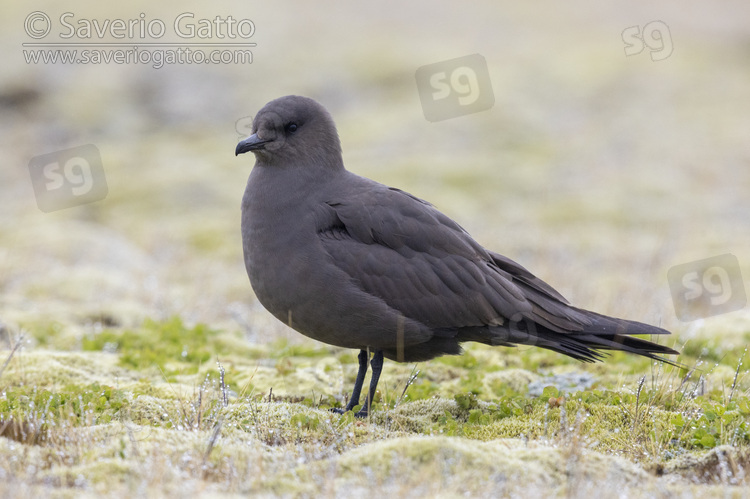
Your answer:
(484, 308), (680, 366)
(485, 250), (680, 365)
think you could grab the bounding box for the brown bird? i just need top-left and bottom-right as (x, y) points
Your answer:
(236, 95), (679, 417)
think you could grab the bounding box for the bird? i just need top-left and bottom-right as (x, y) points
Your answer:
(235, 95), (679, 417)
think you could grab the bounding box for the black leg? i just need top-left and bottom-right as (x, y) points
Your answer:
(355, 350), (384, 418)
(332, 349), (368, 414)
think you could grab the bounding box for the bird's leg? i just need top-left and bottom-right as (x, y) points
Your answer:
(332, 349), (369, 414)
(355, 350), (384, 418)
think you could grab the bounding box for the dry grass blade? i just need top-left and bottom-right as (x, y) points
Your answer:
(203, 416), (224, 470)
(395, 365), (420, 408)
(218, 361), (228, 407)
(728, 349), (745, 406)
(0, 333), (24, 381)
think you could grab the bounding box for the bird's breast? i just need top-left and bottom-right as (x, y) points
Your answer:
(241, 171), (319, 318)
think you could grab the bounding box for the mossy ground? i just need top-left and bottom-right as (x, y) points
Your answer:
(1, 317), (749, 497)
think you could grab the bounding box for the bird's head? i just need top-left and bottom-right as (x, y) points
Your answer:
(235, 95), (343, 170)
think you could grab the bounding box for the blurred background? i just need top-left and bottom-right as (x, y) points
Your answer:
(1, 0), (749, 351)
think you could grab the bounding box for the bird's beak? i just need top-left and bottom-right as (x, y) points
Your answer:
(235, 134), (272, 156)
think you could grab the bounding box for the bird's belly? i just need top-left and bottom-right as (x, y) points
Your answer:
(243, 226), (419, 351)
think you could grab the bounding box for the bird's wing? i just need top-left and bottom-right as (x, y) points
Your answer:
(316, 184), (590, 333)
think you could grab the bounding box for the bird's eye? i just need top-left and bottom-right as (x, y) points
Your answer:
(285, 123), (298, 133)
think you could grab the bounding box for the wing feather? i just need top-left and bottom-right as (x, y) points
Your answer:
(317, 185), (582, 333)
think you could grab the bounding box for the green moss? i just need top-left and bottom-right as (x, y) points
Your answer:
(671, 396), (750, 449)
(485, 368), (538, 395)
(680, 340), (728, 363)
(267, 338), (336, 359)
(1, 318), (748, 496)
(435, 351), (479, 369)
(402, 378), (440, 400)
(80, 317), (262, 383)
(82, 317), (216, 370)
(0, 351), (132, 389)
(22, 321), (65, 347)
(0, 382), (128, 428)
